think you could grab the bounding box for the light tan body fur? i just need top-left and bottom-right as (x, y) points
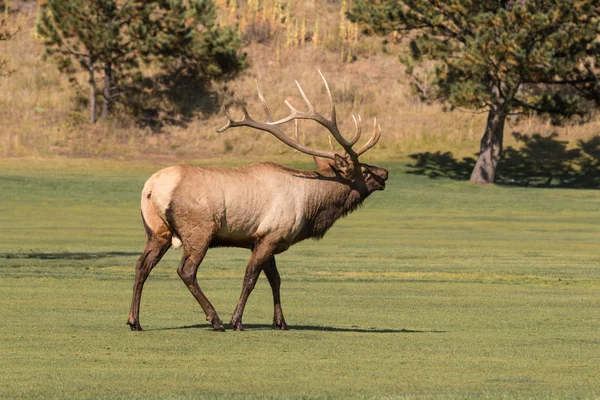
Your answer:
(128, 160), (387, 332)
(142, 162), (364, 253)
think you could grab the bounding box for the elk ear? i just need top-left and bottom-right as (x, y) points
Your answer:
(333, 154), (354, 180)
(313, 156), (334, 170)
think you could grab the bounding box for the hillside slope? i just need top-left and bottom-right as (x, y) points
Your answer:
(0, 1), (597, 161)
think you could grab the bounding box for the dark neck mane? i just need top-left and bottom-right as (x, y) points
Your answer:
(293, 169), (367, 242)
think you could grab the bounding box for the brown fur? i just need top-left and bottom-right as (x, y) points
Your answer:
(127, 71), (393, 331)
(126, 158), (388, 332)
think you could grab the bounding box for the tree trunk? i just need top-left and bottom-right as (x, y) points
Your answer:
(469, 107), (506, 185)
(101, 62), (112, 120)
(88, 60), (96, 124)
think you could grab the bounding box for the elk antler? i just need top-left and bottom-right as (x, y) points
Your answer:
(217, 70), (382, 161)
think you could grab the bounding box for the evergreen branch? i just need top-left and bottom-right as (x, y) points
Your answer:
(112, 1), (133, 24)
(410, 14), (467, 44)
(53, 42), (94, 70)
(511, 97), (574, 116)
(510, 98), (537, 112)
(481, 41), (504, 94)
(61, 43), (93, 60)
(384, 0), (468, 44)
(526, 78), (598, 85)
(430, 0), (473, 39)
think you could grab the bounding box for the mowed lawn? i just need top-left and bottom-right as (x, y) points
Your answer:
(0, 157), (598, 399)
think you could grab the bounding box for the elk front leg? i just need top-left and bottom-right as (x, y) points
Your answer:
(231, 242), (274, 331)
(177, 243), (225, 332)
(262, 255), (288, 330)
(127, 234), (171, 331)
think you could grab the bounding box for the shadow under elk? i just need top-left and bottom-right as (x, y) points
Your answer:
(127, 71), (389, 332)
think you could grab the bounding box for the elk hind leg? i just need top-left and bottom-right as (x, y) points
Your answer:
(127, 214), (171, 331)
(177, 239), (225, 331)
(262, 255), (288, 330)
(231, 242), (275, 331)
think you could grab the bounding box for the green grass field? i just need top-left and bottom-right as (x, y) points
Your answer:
(0, 157), (598, 399)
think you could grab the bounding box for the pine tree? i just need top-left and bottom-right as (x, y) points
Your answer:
(149, 0), (246, 79)
(38, 0), (245, 124)
(349, 0), (600, 184)
(38, 0), (141, 123)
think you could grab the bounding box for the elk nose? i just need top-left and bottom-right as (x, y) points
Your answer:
(381, 169), (389, 181)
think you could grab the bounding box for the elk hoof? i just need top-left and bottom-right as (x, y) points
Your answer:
(272, 321), (288, 330)
(231, 319), (244, 331)
(127, 321), (143, 331)
(210, 319), (226, 332)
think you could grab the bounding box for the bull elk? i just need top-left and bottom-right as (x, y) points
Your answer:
(127, 71), (388, 332)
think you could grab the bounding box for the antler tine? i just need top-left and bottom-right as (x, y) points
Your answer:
(318, 69), (336, 124)
(294, 120), (300, 143)
(348, 114), (362, 146)
(295, 80), (316, 112)
(256, 80), (275, 122)
(328, 134), (351, 157)
(216, 107), (233, 133)
(272, 78), (324, 138)
(356, 117), (383, 157)
(268, 91), (315, 126)
(316, 70), (359, 154)
(283, 100), (300, 115)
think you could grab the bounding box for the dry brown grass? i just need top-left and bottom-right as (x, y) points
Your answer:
(0, 2), (598, 161)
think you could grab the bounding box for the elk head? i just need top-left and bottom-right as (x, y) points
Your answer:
(217, 70), (388, 196)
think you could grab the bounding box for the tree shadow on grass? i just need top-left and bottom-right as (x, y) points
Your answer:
(408, 132), (600, 188)
(146, 324), (446, 333)
(0, 251), (139, 260)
